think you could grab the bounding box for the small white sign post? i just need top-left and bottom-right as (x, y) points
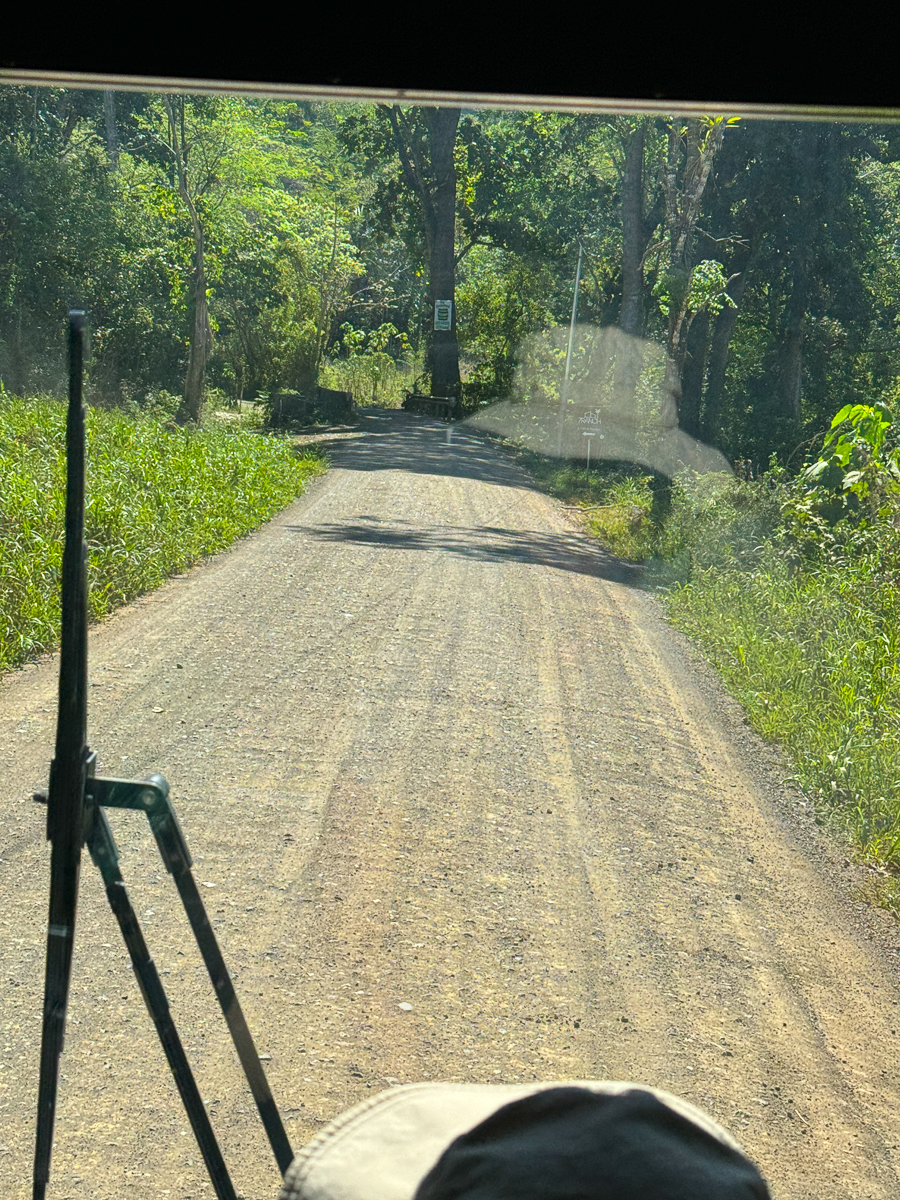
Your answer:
(583, 430), (597, 481)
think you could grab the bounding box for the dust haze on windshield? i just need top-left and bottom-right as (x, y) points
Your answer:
(465, 325), (732, 477)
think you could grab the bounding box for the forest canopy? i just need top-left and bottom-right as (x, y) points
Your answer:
(3, 86), (900, 465)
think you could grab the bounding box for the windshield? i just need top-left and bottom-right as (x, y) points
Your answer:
(2, 78), (899, 1200)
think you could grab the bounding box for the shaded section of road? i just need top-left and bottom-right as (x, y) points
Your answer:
(322, 410), (537, 487)
(294, 520), (638, 584)
(0, 409), (899, 1200)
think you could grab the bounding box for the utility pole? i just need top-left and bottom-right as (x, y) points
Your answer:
(556, 242), (584, 458)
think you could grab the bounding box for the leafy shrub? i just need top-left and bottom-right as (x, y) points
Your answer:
(320, 323), (416, 407)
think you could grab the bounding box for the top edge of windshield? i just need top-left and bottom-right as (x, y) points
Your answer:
(2, 68), (898, 124)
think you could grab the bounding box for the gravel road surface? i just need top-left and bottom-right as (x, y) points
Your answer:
(2, 409), (900, 1199)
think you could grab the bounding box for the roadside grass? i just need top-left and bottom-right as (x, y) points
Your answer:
(510, 437), (900, 902)
(665, 554), (900, 877)
(0, 393), (325, 675)
(500, 444), (661, 563)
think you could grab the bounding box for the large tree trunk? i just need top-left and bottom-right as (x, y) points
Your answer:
(165, 97), (211, 423)
(774, 126), (818, 432)
(663, 119), (726, 410)
(618, 124), (646, 340)
(615, 121), (663, 409)
(183, 244), (211, 422)
(426, 108), (460, 397)
(700, 260), (751, 445)
(679, 310), (710, 440)
(388, 106), (461, 398)
(779, 262), (806, 426)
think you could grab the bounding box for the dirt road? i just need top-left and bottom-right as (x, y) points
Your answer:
(3, 410), (900, 1199)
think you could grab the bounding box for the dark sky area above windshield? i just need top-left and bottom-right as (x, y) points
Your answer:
(0, 27), (890, 110)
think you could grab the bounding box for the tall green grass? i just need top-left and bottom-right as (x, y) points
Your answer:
(666, 552), (900, 871)
(0, 395), (324, 674)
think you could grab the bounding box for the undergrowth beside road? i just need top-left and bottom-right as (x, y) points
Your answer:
(0, 394), (324, 675)
(506, 410), (900, 913)
(665, 551), (900, 904)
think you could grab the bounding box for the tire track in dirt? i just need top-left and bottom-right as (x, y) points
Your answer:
(2, 410), (900, 1199)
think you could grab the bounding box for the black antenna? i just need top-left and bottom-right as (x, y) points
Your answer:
(33, 310), (89, 1200)
(33, 314), (293, 1199)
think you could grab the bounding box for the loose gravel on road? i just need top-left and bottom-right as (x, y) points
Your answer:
(2, 409), (900, 1199)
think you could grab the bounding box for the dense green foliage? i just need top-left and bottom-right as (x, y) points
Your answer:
(0, 394), (323, 674)
(0, 89), (363, 411)
(5, 87), (900, 461)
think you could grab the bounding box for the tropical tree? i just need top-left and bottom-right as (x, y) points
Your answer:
(133, 96), (362, 414)
(381, 105), (462, 397)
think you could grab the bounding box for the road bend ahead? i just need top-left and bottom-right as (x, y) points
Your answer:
(2, 409), (900, 1199)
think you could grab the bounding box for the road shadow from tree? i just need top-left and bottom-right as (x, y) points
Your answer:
(314, 408), (542, 491)
(285, 407), (642, 584)
(287, 519), (641, 586)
